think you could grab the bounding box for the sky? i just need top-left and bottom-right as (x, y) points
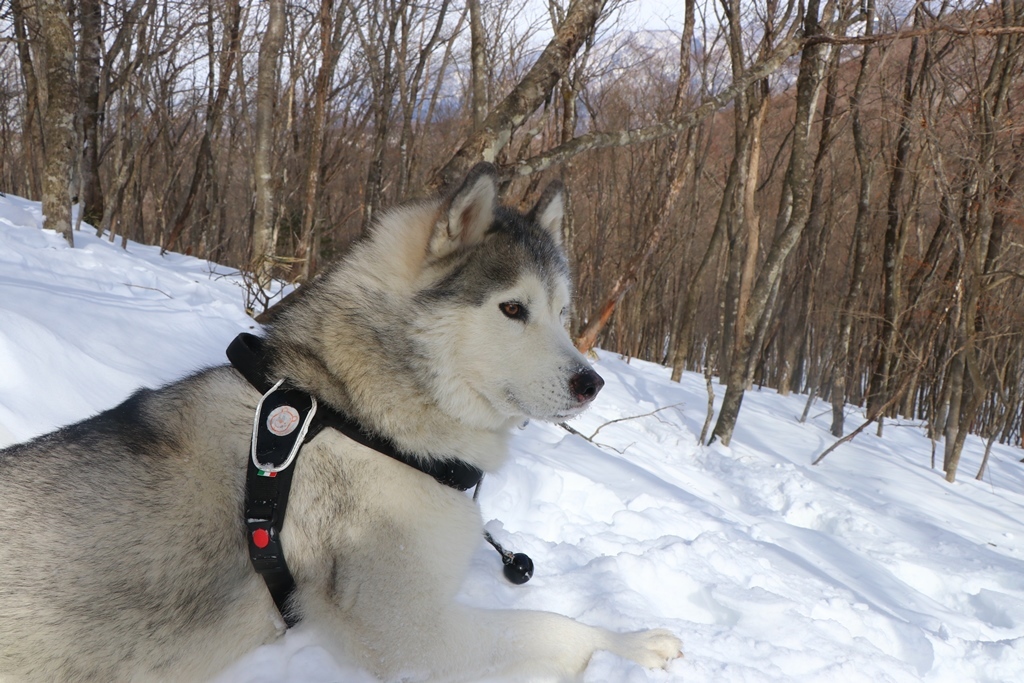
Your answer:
(622, 0), (684, 31)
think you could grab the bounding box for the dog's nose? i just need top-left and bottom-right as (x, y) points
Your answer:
(569, 368), (604, 403)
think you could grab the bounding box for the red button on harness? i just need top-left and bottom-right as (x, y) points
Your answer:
(252, 528), (270, 549)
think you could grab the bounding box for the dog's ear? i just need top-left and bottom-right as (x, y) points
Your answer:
(528, 180), (565, 248)
(429, 163), (497, 259)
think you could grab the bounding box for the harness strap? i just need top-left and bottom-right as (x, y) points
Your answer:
(226, 333), (483, 628)
(244, 454), (299, 626)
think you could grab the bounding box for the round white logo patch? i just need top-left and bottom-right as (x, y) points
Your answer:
(267, 405), (300, 437)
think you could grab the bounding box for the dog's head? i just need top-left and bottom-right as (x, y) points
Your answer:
(402, 163), (604, 428)
(274, 164), (603, 439)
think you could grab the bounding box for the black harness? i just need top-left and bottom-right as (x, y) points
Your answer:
(226, 333), (483, 627)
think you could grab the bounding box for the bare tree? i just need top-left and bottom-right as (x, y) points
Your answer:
(295, 0), (351, 279)
(830, 0), (878, 437)
(161, 0), (242, 255)
(9, 0), (44, 199)
(78, 0), (104, 226)
(251, 0), (287, 291)
(467, 0), (487, 129)
(36, 0), (78, 245)
(942, 0), (1023, 482)
(710, 0), (833, 446)
(866, 7), (927, 428)
(573, 0), (697, 354)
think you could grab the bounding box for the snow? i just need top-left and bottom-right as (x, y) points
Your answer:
(2, 192), (1024, 682)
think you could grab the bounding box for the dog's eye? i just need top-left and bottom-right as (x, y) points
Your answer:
(499, 301), (527, 320)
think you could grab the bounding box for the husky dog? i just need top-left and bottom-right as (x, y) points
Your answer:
(0, 163), (681, 682)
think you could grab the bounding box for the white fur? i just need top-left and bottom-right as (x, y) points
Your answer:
(533, 186), (565, 247)
(416, 274), (587, 424)
(429, 168), (497, 260)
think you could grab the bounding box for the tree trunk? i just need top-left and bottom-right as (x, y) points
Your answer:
(99, 105), (140, 242)
(732, 86), (769, 390)
(37, 0), (78, 246)
(10, 0), (44, 199)
(78, 0), (104, 227)
(711, 0), (831, 446)
(868, 25), (923, 418)
(396, 1), (452, 199)
(297, 0), (347, 279)
(467, 0), (486, 130)
(251, 0), (287, 289)
(715, 0), (757, 384)
(783, 42), (841, 397)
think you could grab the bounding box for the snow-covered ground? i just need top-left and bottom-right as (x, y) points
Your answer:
(2, 192), (1024, 682)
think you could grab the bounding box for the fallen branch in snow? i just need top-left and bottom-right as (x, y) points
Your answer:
(559, 402), (685, 452)
(557, 422), (633, 453)
(558, 422), (588, 440)
(811, 415), (878, 466)
(812, 368), (921, 466)
(122, 283), (173, 298)
(588, 403), (685, 441)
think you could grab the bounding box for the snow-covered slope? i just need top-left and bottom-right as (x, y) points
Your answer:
(2, 193), (1024, 682)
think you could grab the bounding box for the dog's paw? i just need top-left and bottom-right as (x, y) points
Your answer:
(610, 628), (683, 669)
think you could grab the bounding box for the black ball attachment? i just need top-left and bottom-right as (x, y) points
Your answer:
(484, 531), (534, 585)
(503, 552), (534, 585)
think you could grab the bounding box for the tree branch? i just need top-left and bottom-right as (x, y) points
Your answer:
(504, 20), (1024, 181)
(431, 0), (607, 189)
(806, 22), (1024, 47)
(509, 35), (803, 178)
(559, 402), (685, 444)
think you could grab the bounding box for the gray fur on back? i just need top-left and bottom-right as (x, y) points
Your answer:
(0, 369), (280, 681)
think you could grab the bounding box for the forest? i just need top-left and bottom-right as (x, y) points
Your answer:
(2, 0), (1023, 482)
